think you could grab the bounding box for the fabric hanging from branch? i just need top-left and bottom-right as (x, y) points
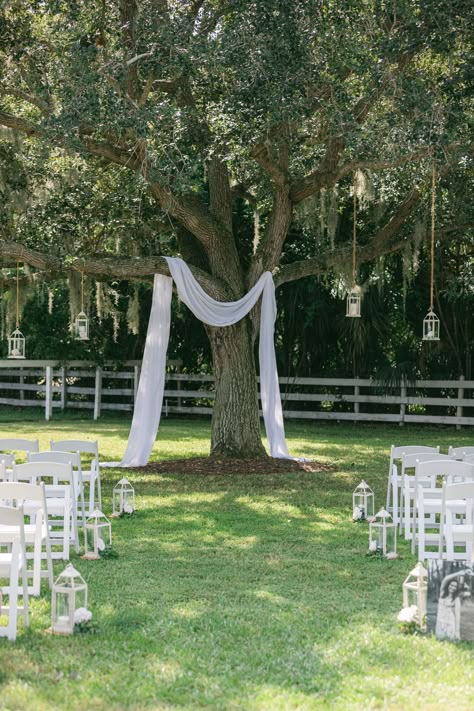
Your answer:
(111, 257), (291, 467)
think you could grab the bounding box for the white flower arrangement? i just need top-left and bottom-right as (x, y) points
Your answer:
(397, 605), (418, 623)
(368, 540), (377, 552)
(123, 503), (134, 514)
(352, 506), (363, 521)
(74, 607), (92, 625)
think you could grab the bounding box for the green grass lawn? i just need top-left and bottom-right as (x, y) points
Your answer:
(0, 412), (473, 710)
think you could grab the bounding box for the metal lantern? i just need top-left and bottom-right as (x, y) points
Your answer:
(7, 328), (25, 359)
(403, 562), (428, 628)
(112, 478), (135, 517)
(352, 480), (374, 521)
(51, 564), (88, 635)
(369, 508), (397, 558)
(422, 310), (440, 341)
(83, 509), (112, 560)
(346, 289), (361, 318)
(74, 311), (90, 341)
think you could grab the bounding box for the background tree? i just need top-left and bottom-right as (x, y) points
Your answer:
(0, 0), (472, 456)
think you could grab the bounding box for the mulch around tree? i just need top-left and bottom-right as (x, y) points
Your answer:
(130, 456), (333, 476)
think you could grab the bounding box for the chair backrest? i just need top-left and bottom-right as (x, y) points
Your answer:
(0, 438), (39, 455)
(402, 452), (454, 473)
(0, 480), (47, 506)
(0, 453), (15, 467)
(465, 455), (474, 466)
(448, 446), (474, 460)
(0, 502), (25, 529)
(50, 439), (98, 457)
(443, 481), (474, 503)
(29, 451), (82, 468)
(13, 461), (74, 487)
(416, 459), (474, 486)
(390, 445), (439, 475)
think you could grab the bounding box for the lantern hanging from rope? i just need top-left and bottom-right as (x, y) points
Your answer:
(346, 175), (361, 317)
(74, 271), (89, 341)
(7, 262), (25, 359)
(422, 167), (440, 341)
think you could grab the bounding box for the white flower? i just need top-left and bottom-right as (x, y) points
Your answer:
(97, 538), (105, 551)
(74, 607), (92, 625)
(397, 605), (418, 623)
(369, 540), (377, 552)
(123, 504), (134, 514)
(352, 506), (363, 521)
(385, 551), (398, 560)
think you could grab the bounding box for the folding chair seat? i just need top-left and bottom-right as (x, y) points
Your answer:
(0, 481), (53, 596)
(0, 504), (29, 640)
(28, 451), (85, 528)
(401, 452), (454, 539)
(385, 445), (439, 526)
(439, 481), (474, 561)
(51, 439), (102, 514)
(13, 462), (79, 561)
(412, 460), (474, 561)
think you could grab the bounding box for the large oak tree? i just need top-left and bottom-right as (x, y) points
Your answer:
(0, 0), (472, 456)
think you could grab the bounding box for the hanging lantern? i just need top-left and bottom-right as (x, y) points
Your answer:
(8, 262), (26, 359)
(422, 310), (440, 341)
(369, 508), (397, 558)
(346, 287), (362, 318)
(111, 478), (135, 517)
(422, 166), (440, 341)
(346, 175), (362, 318)
(82, 509), (112, 560)
(352, 480), (375, 521)
(51, 564), (89, 635)
(402, 562), (428, 629)
(74, 271), (90, 341)
(74, 311), (89, 341)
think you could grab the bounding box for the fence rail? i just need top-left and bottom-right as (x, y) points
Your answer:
(0, 360), (472, 428)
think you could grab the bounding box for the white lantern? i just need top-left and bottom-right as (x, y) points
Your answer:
(422, 310), (440, 341)
(74, 311), (89, 341)
(82, 509), (112, 560)
(346, 288), (361, 318)
(369, 508), (397, 557)
(352, 480), (374, 521)
(112, 478), (135, 517)
(402, 562), (427, 629)
(7, 328), (26, 359)
(51, 564), (88, 635)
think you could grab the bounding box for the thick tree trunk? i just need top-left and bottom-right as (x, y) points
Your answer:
(207, 319), (266, 458)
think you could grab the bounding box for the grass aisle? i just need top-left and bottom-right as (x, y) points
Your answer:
(0, 413), (473, 710)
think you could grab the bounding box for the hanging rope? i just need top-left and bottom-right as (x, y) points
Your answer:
(15, 261), (20, 329)
(81, 270), (85, 313)
(430, 165), (436, 311)
(352, 174), (357, 288)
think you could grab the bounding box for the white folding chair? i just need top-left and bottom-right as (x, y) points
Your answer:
(412, 460), (474, 560)
(386, 445), (439, 525)
(13, 462), (79, 561)
(29, 451), (85, 528)
(448, 446), (474, 460)
(51, 439), (102, 514)
(0, 438), (39, 461)
(0, 481), (53, 596)
(401, 452), (454, 539)
(0, 504), (29, 640)
(439, 481), (474, 561)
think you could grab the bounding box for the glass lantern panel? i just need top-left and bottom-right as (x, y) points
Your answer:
(73, 586), (87, 612)
(403, 585), (419, 610)
(365, 495), (375, 518)
(53, 591), (73, 631)
(369, 525), (381, 552)
(97, 522), (111, 548)
(385, 525), (396, 554)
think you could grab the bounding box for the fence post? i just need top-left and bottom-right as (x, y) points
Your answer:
(60, 366), (67, 410)
(94, 366), (102, 421)
(399, 378), (406, 426)
(45, 365), (52, 421)
(456, 375), (464, 431)
(354, 377), (360, 422)
(19, 371), (24, 401)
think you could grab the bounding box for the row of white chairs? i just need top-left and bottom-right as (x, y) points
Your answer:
(0, 438), (103, 640)
(386, 445), (474, 563)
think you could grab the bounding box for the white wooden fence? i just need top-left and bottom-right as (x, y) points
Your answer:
(0, 360), (472, 428)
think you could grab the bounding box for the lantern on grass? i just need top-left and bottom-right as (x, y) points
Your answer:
(51, 564), (89, 635)
(82, 509), (112, 560)
(112, 478), (135, 517)
(369, 508), (397, 558)
(74, 271), (89, 341)
(7, 262), (26, 359)
(352, 480), (374, 521)
(402, 562), (428, 628)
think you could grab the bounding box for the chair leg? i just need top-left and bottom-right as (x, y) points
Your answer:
(7, 542), (20, 641)
(21, 561), (29, 628)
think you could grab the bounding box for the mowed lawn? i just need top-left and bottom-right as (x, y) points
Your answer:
(0, 411), (473, 710)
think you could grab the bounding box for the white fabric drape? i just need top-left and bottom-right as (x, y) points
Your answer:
(116, 257), (290, 466)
